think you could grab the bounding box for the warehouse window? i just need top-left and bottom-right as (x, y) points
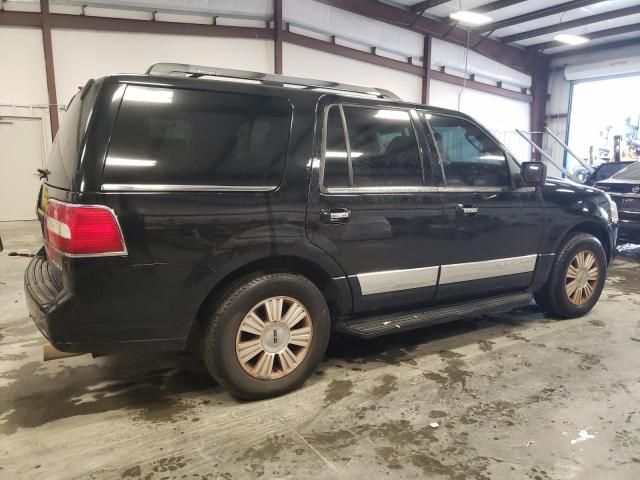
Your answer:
(103, 86), (291, 189)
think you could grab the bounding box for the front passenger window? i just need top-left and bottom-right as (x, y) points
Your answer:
(426, 114), (510, 188)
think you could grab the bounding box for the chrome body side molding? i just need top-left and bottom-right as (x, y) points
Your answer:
(355, 254), (539, 295)
(356, 266), (439, 295)
(438, 254), (538, 285)
(102, 184), (277, 192)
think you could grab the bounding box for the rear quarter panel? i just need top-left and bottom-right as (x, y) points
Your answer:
(71, 87), (348, 342)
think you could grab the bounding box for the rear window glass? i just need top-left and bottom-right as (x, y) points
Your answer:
(103, 86), (291, 188)
(610, 162), (640, 180)
(46, 82), (98, 189)
(596, 163), (627, 180)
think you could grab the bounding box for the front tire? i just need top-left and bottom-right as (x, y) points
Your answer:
(534, 233), (607, 318)
(202, 273), (330, 400)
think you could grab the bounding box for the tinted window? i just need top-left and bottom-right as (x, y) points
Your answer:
(427, 113), (509, 187)
(345, 107), (423, 187)
(104, 86), (291, 188)
(611, 162), (640, 180)
(323, 106), (423, 188)
(596, 163), (626, 180)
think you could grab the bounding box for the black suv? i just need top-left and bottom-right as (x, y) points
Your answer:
(25, 64), (618, 399)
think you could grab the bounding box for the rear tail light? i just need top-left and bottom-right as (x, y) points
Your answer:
(44, 200), (127, 257)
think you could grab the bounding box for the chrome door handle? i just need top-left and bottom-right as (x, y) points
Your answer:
(320, 208), (351, 223)
(456, 204), (479, 216)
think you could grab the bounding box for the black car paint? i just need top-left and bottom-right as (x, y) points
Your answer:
(26, 74), (618, 353)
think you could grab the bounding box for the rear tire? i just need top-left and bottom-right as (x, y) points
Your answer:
(202, 273), (330, 400)
(534, 233), (607, 318)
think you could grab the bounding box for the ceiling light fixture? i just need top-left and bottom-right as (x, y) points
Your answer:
(554, 34), (590, 45)
(449, 11), (493, 26)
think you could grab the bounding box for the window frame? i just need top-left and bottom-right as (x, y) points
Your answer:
(420, 110), (515, 192)
(320, 103), (433, 194)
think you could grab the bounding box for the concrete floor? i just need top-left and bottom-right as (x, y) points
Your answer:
(1, 221), (639, 480)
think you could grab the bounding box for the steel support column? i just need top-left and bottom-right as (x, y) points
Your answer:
(530, 57), (550, 161)
(274, 0), (283, 74)
(421, 35), (432, 104)
(40, 0), (59, 138)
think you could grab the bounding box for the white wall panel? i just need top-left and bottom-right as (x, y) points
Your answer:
(51, 29), (274, 103)
(0, 27), (48, 106)
(0, 26), (53, 153)
(429, 80), (531, 162)
(283, 43), (422, 103)
(284, 0), (423, 59)
(429, 80), (530, 130)
(431, 39), (531, 89)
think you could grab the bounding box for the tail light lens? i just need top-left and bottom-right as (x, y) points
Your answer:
(44, 200), (127, 257)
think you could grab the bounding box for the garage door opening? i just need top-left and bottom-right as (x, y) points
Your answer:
(566, 74), (640, 176)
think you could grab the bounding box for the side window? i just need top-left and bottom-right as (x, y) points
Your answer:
(104, 86), (291, 188)
(322, 105), (424, 188)
(426, 113), (510, 188)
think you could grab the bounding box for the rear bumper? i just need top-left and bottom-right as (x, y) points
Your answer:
(24, 252), (188, 354)
(24, 253), (74, 349)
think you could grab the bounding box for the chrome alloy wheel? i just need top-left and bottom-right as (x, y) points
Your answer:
(235, 296), (313, 380)
(565, 250), (599, 306)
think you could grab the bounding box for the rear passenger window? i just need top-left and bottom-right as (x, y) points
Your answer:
(103, 86), (291, 189)
(323, 105), (423, 189)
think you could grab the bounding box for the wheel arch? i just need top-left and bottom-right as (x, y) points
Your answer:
(186, 255), (351, 351)
(566, 220), (611, 263)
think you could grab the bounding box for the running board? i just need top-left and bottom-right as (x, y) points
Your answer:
(336, 291), (533, 339)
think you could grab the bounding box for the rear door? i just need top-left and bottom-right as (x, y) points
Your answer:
(422, 111), (545, 301)
(306, 100), (446, 314)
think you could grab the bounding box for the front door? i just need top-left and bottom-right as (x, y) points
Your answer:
(306, 102), (446, 313)
(422, 111), (545, 301)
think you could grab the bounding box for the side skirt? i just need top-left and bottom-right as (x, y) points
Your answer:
(335, 291), (533, 339)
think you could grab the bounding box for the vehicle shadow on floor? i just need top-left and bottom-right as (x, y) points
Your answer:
(1, 304), (547, 435)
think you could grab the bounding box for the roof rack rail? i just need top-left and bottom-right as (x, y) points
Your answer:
(146, 63), (401, 101)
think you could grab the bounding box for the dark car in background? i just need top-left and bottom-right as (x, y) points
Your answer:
(583, 161), (636, 186)
(24, 64), (618, 399)
(596, 162), (640, 244)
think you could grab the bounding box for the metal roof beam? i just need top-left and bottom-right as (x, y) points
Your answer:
(502, 4), (640, 43)
(315, 0), (536, 72)
(409, 0), (450, 13)
(475, 0), (605, 33)
(469, 0), (527, 15)
(528, 22), (640, 52)
(549, 37), (640, 59)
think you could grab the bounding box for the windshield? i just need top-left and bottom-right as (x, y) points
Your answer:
(611, 162), (640, 181)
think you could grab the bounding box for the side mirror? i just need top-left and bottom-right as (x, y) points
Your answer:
(520, 161), (547, 187)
